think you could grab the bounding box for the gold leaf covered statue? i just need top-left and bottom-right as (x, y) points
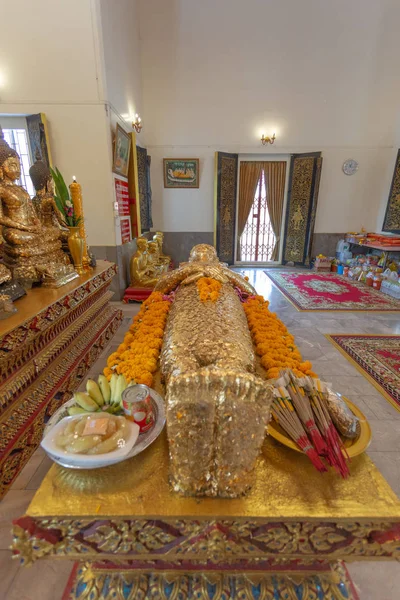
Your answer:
(30, 154), (69, 243)
(155, 243), (256, 295)
(129, 237), (169, 288)
(157, 244), (273, 498)
(0, 263), (12, 286)
(0, 128), (69, 282)
(152, 231), (171, 268)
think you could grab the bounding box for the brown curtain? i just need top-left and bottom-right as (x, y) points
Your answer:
(262, 161), (286, 261)
(237, 161), (263, 260)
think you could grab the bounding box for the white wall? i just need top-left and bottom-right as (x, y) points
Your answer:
(139, 0), (400, 234)
(99, 0), (144, 138)
(0, 0), (104, 104)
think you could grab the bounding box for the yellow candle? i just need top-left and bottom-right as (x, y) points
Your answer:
(69, 177), (91, 270)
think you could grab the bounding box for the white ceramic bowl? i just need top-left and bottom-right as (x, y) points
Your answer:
(41, 413), (140, 468)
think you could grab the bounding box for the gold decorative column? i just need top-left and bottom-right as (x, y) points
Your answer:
(69, 177), (91, 270)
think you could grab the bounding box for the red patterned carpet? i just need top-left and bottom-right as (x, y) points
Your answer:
(265, 270), (400, 312)
(326, 335), (400, 412)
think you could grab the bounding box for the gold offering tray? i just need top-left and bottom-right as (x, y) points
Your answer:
(13, 425), (400, 572)
(268, 397), (372, 458)
(25, 429), (398, 521)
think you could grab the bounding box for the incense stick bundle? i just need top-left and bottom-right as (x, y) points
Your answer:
(307, 379), (350, 478)
(316, 393), (350, 478)
(271, 372), (351, 479)
(280, 371), (327, 455)
(272, 392), (327, 472)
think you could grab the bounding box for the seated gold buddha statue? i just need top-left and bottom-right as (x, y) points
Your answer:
(29, 156), (69, 246)
(0, 129), (68, 280)
(147, 240), (169, 277)
(129, 237), (160, 288)
(152, 231), (171, 268)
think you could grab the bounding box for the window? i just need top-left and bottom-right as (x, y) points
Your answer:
(2, 128), (35, 197)
(239, 170), (276, 262)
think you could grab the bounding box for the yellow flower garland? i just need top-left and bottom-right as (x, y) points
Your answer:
(244, 295), (317, 380)
(103, 291), (170, 387)
(197, 277), (222, 302)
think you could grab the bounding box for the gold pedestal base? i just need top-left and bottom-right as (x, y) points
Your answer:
(40, 271), (80, 288)
(63, 561), (359, 600)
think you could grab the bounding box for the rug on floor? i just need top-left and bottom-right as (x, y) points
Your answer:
(62, 561), (360, 600)
(326, 334), (400, 412)
(264, 270), (400, 312)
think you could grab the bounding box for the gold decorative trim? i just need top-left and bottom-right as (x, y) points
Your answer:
(62, 560), (359, 600)
(383, 148), (400, 232)
(0, 291), (113, 412)
(129, 131), (141, 236)
(213, 151), (218, 248)
(283, 156), (315, 264)
(1, 307), (122, 499)
(12, 517), (400, 566)
(215, 152), (239, 264)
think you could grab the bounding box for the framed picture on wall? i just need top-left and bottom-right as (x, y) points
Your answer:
(163, 158), (199, 188)
(113, 123), (131, 177)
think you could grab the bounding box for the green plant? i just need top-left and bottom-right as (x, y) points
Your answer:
(50, 167), (82, 227)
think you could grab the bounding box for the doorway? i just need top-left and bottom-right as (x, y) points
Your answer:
(235, 157), (289, 265)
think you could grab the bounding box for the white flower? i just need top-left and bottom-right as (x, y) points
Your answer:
(66, 200), (73, 208)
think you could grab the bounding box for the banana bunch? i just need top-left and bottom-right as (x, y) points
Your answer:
(67, 374), (131, 416)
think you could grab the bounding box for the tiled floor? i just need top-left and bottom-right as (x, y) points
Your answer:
(1, 269), (399, 600)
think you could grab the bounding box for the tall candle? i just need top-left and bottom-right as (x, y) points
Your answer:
(69, 177), (90, 270)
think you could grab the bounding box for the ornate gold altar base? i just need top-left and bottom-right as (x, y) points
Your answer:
(63, 560), (360, 600)
(12, 430), (400, 597)
(0, 261), (123, 499)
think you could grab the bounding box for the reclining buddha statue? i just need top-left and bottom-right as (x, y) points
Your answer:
(156, 244), (273, 497)
(0, 128), (69, 281)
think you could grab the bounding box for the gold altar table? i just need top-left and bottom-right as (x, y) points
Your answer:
(0, 261), (122, 499)
(12, 429), (400, 599)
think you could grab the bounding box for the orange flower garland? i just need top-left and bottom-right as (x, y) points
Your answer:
(103, 291), (171, 387)
(244, 295), (317, 380)
(197, 277), (222, 302)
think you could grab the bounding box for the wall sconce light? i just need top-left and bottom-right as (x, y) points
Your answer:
(132, 113), (142, 133)
(261, 132), (276, 145)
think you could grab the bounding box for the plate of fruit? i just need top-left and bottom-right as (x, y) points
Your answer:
(44, 374), (166, 469)
(45, 374), (135, 430)
(41, 413), (140, 469)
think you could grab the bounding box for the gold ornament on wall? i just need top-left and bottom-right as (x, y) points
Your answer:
(132, 113), (142, 133)
(261, 132), (276, 145)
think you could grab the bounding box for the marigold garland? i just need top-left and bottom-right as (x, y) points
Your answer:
(197, 277), (222, 302)
(103, 291), (171, 387)
(244, 295), (317, 380)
